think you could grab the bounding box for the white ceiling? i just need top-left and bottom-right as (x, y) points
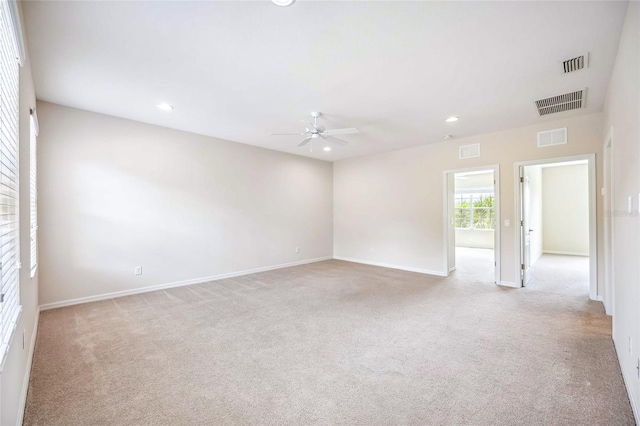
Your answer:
(23, 1), (628, 161)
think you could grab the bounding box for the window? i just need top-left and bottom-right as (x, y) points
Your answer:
(454, 192), (495, 230)
(0, 0), (21, 363)
(30, 109), (38, 277)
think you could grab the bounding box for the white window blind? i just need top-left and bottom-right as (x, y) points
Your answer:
(0, 0), (21, 363)
(30, 109), (37, 277)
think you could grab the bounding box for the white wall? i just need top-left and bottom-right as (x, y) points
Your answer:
(602, 1), (640, 418)
(524, 165), (543, 265)
(37, 102), (333, 306)
(334, 112), (605, 287)
(542, 164), (589, 256)
(455, 229), (494, 249)
(0, 3), (40, 425)
(454, 172), (493, 191)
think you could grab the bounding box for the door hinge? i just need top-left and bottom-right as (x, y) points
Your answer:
(521, 220), (524, 226)
(520, 177), (524, 183)
(521, 264), (525, 270)
(0, 293), (4, 303)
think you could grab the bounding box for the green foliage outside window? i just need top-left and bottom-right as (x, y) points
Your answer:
(455, 193), (494, 230)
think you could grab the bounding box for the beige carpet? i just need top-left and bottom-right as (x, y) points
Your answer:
(24, 258), (635, 425)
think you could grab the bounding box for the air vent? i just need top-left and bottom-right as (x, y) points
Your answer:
(459, 143), (480, 159)
(563, 53), (588, 73)
(534, 88), (587, 116)
(537, 128), (567, 148)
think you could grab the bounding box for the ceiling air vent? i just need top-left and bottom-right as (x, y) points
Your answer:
(563, 53), (588, 73)
(537, 128), (567, 148)
(459, 143), (480, 159)
(534, 88), (587, 116)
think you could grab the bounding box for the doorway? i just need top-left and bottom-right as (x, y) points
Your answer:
(516, 154), (597, 299)
(444, 165), (500, 284)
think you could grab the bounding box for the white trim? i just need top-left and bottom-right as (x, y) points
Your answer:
(16, 306), (40, 426)
(333, 256), (447, 277)
(449, 266), (457, 272)
(513, 154), (597, 299)
(614, 338), (639, 424)
(542, 250), (589, 257)
(442, 173), (450, 276)
(40, 257), (332, 311)
(499, 281), (519, 288)
(603, 126), (614, 317)
(443, 164), (500, 284)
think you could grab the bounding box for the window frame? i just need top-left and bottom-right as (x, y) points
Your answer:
(454, 191), (495, 231)
(30, 109), (38, 277)
(0, 0), (23, 367)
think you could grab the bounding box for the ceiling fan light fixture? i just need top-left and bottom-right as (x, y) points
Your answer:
(446, 116), (459, 123)
(323, 146), (332, 152)
(272, 0), (295, 6)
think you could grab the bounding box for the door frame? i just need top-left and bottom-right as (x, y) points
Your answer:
(603, 127), (614, 317)
(514, 153), (597, 299)
(442, 164), (501, 284)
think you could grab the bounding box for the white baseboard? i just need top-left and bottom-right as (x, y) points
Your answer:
(449, 266), (457, 272)
(499, 281), (520, 288)
(40, 256), (333, 311)
(16, 306), (40, 426)
(333, 256), (447, 277)
(543, 250), (589, 257)
(613, 337), (639, 424)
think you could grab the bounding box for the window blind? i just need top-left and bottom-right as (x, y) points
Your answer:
(0, 0), (21, 363)
(30, 109), (37, 277)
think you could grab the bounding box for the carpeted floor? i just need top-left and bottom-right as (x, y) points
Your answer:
(24, 258), (635, 425)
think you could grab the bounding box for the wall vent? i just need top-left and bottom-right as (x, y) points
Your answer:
(459, 143), (480, 159)
(562, 53), (588, 73)
(534, 88), (587, 116)
(537, 128), (567, 148)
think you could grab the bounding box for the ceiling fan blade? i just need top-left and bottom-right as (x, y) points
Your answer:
(324, 128), (359, 136)
(297, 137), (312, 147)
(271, 132), (307, 136)
(324, 136), (348, 146)
(299, 120), (319, 130)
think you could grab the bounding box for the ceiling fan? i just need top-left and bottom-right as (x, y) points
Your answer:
(271, 112), (359, 151)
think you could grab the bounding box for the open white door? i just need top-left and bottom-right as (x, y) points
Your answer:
(519, 167), (532, 287)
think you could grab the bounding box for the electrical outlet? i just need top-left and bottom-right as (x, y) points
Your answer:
(135, 266), (142, 276)
(295, 247), (300, 254)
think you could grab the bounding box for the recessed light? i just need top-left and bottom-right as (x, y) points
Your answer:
(157, 103), (174, 111)
(272, 0), (295, 6)
(446, 116), (459, 123)
(323, 146), (332, 152)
